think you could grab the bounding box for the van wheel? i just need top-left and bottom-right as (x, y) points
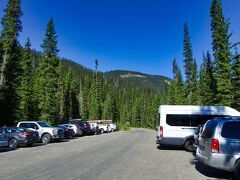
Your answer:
(184, 139), (194, 152)
(41, 133), (52, 144)
(234, 160), (240, 180)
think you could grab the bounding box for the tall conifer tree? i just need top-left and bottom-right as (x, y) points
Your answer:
(0, 0), (23, 126)
(183, 23), (198, 104)
(210, 0), (232, 106)
(18, 38), (35, 120)
(232, 47), (240, 110)
(36, 18), (60, 124)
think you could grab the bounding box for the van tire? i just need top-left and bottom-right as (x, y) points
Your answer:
(184, 139), (194, 152)
(234, 160), (240, 180)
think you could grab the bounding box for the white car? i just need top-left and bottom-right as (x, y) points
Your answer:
(109, 124), (117, 132)
(98, 124), (110, 134)
(59, 124), (82, 136)
(17, 121), (65, 144)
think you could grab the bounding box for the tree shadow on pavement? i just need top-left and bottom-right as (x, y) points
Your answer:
(190, 157), (234, 180)
(157, 145), (183, 151)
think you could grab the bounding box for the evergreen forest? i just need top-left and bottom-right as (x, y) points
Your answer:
(0, 0), (240, 129)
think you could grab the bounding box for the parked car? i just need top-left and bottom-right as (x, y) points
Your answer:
(59, 124), (82, 136)
(69, 119), (92, 135)
(193, 124), (203, 150)
(89, 122), (101, 135)
(58, 125), (75, 139)
(0, 127), (39, 148)
(17, 121), (64, 144)
(98, 123), (110, 134)
(0, 131), (8, 148)
(156, 105), (240, 151)
(196, 117), (240, 178)
(109, 123), (117, 132)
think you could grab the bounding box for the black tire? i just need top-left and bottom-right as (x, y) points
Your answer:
(234, 160), (240, 180)
(100, 128), (104, 134)
(184, 139), (194, 152)
(41, 133), (52, 144)
(8, 138), (18, 149)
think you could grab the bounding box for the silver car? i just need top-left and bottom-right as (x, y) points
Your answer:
(196, 117), (240, 177)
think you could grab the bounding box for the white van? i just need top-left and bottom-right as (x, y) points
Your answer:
(156, 105), (240, 151)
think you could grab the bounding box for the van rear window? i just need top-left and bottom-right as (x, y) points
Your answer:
(221, 121), (240, 139)
(166, 114), (224, 127)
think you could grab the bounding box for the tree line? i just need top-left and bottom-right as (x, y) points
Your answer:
(1, 0), (238, 129)
(0, 0), (166, 128)
(169, 0), (240, 112)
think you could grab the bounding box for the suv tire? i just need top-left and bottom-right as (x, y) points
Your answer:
(234, 160), (240, 180)
(100, 128), (104, 134)
(184, 139), (194, 152)
(41, 133), (52, 144)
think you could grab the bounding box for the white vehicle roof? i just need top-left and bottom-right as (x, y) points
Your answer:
(159, 105), (240, 116)
(18, 121), (45, 123)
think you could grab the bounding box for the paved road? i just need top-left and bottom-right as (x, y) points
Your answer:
(0, 128), (233, 180)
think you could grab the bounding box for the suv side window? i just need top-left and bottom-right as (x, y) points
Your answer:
(201, 120), (218, 138)
(19, 123), (37, 129)
(221, 121), (240, 139)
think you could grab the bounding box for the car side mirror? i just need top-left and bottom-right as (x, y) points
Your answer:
(33, 126), (39, 130)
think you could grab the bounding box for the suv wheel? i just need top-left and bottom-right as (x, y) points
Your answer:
(41, 133), (52, 144)
(184, 139), (194, 152)
(234, 160), (240, 180)
(8, 138), (18, 149)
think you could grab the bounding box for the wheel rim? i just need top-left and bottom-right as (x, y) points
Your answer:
(42, 135), (49, 143)
(9, 139), (17, 149)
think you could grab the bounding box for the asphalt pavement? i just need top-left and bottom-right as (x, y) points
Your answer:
(0, 128), (233, 180)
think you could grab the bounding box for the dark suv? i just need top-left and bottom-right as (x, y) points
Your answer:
(69, 119), (92, 135)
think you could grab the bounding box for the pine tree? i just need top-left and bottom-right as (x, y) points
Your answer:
(88, 60), (101, 120)
(199, 51), (216, 105)
(36, 18), (60, 124)
(69, 75), (79, 119)
(18, 38), (35, 120)
(232, 47), (240, 110)
(102, 94), (112, 120)
(169, 59), (185, 104)
(183, 23), (198, 104)
(210, 0), (232, 106)
(0, 0), (23, 126)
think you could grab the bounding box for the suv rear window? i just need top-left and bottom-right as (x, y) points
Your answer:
(221, 121), (240, 139)
(201, 120), (218, 138)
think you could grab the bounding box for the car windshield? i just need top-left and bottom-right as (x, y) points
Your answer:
(37, 122), (51, 127)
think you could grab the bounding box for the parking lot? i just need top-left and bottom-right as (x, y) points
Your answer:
(0, 128), (233, 180)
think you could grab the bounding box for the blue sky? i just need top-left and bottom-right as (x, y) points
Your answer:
(0, 0), (240, 78)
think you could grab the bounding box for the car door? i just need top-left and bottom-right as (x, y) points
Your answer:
(0, 129), (8, 147)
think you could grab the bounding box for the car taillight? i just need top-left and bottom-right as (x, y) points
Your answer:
(21, 132), (31, 136)
(160, 126), (163, 138)
(211, 139), (220, 153)
(84, 125), (87, 129)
